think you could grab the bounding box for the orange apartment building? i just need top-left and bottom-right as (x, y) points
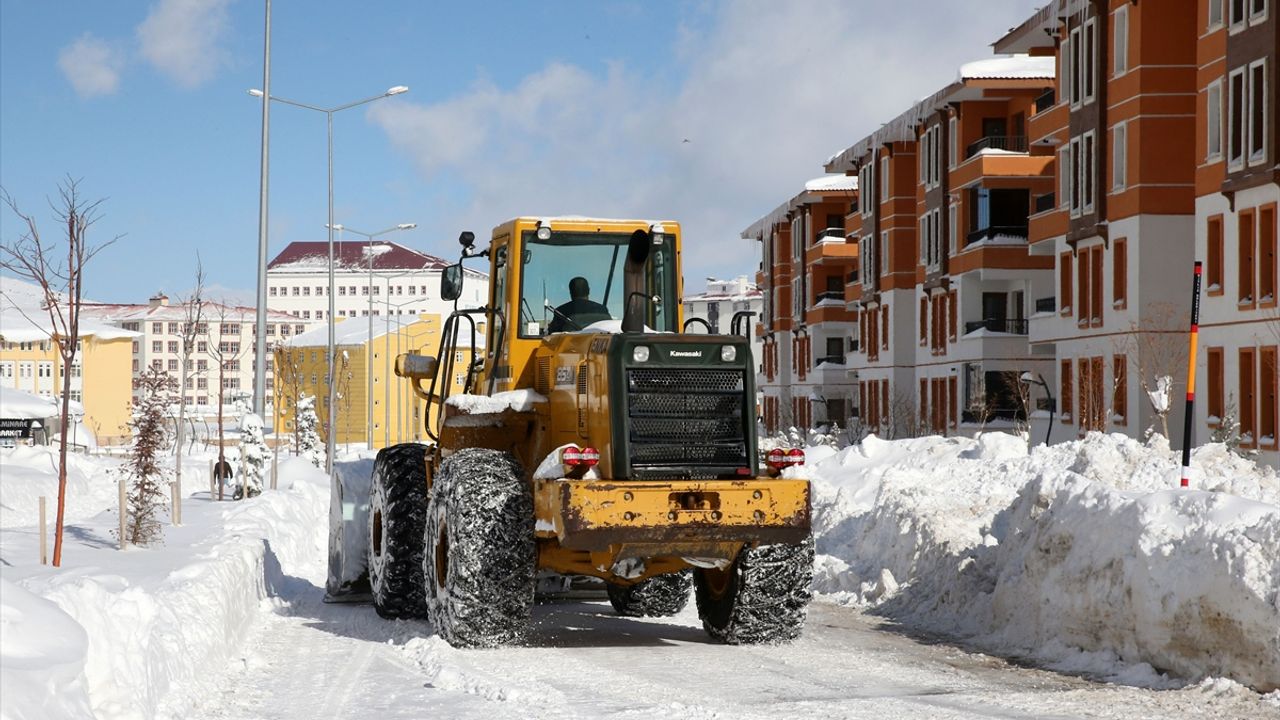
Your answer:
(743, 176), (858, 433)
(823, 57), (1057, 435)
(997, 0), (1277, 469)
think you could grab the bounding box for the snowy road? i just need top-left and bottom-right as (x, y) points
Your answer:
(189, 567), (1275, 719)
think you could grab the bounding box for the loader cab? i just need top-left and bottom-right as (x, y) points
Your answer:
(478, 218), (684, 392)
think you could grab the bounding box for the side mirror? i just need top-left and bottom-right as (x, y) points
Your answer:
(441, 263), (463, 301)
(458, 231), (475, 249)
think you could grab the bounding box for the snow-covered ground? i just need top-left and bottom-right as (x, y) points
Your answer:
(2, 434), (1278, 719)
(804, 432), (1280, 692)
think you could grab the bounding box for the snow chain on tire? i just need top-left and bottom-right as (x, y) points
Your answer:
(694, 536), (815, 644)
(607, 571), (692, 617)
(368, 444), (431, 619)
(424, 448), (535, 648)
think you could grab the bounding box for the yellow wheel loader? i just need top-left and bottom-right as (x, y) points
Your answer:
(336, 217), (812, 648)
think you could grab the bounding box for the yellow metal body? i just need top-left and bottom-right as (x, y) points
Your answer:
(400, 217), (811, 586)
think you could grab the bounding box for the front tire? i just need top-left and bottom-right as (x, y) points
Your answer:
(694, 537), (814, 644)
(607, 571), (692, 617)
(424, 448), (535, 648)
(368, 444), (431, 619)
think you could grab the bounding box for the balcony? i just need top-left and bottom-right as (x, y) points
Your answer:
(966, 225), (1028, 246)
(1033, 192), (1056, 214)
(1034, 296), (1055, 314)
(816, 290), (845, 304)
(814, 355), (845, 367)
(965, 135), (1028, 159)
(1033, 88), (1056, 115)
(804, 236), (859, 266)
(815, 227), (844, 242)
(964, 318), (1029, 335)
(846, 268), (859, 284)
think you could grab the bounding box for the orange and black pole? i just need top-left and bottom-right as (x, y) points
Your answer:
(1180, 261), (1203, 488)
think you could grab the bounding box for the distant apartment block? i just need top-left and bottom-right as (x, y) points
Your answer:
(681, 275), (764, 372)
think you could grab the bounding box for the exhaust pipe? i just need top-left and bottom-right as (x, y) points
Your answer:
(621, 229), (652, 333)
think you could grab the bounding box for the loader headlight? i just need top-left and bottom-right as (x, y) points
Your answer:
(720, 345), (737, 362)
(632, 346), (650, 363)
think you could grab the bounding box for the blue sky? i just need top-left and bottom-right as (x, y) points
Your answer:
(1, 1), (1042, 304)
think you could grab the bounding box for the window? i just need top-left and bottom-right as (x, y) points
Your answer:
(197, 360), (207, 371)
(221, 323), (239, 335)
(1060, 145), (1072, 210)
(1069, 138), (1082, 214)
(168, 359), (178, 371)
(408, 285), (416, 295)
(296, 324), (304, 334)
(1229, 67), (1246, 166)
(373, 286), (380, 296)
(1113, 355), (1127, 424)
(880, 232), (889, 276)
(948, 290), (957, 340)
(1060, 252), (1073, 315)
(920, 296), (929, 344)
(880, 155), (889, 199)
(949, 202), (958, 255)
(1240, 348), (1256, 446)
(1240, 208), (1256, 306)
(302, 310), (311, 320)
(1209, 0), (1224, 26)
(948, 116), (958, 168)
(881, 305), (889, 351)
(1068, 25), (1081, 106)
(339, 286), (346, 296)
(1113, 238), (1127, 308)
(1082, 131), (1096, 212)
(1207, 215), (1225, 293)
(1260, 205), (1276, 305)
(1061, 359), (1074, 423)
(168, 322), (178, 334)
(292, 286), (300, 296)
(315, 286), (324, 296)
(1112, 122), (1127, 191)
(1113, 6), (1128, 76)
(1251, 0), (1267, 21)
(1078, 248), (1091, 325)
(1248, 60), (1267, 163)
(1207, 80), (1223, 160)
(1091, 245), (1104, 326)
(152, 322), (162, 334)
(269, 286), (277, 297)
(168, 341), (178, 353)
(859, 162), (874, 218)
(301, 286), (310, 297)
(1262, 347), (1278, 448)
(1208, 347), (1224, 424)
(1083, 18), (1096, 103)
(197, 341), (207, 352)
(152, 341), (162, 353)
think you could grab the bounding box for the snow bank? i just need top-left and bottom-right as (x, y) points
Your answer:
(0, 579), (94, 720)
(6, 456), (329, 719)
(0, 446), (121, 529)
(807, 432), (1280, 691)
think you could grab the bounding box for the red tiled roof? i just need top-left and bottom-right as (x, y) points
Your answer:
(267, 241), (451, 272)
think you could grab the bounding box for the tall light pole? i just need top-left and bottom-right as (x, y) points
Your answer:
(252, 0), (272, 422)
(248, 84), (408, 476)
(326, 222), (416, 450)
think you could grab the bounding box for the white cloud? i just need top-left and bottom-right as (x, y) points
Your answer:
(57, 33), (125, 98)
(136, 0), (232, 89)
(370, 0), (1047, 283)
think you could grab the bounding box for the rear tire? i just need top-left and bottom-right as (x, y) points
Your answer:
(694, 537), (814, 644)
(607, 571), (692, 617)
(424, 448), (535, 648)
(368, 444), (431, 619)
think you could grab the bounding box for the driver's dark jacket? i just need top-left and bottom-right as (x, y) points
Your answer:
(548, 298), (611, 333)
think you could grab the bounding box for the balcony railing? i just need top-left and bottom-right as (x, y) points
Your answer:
(1034, 296), (1056, 314)
(815, 355), (845, 367)
(966, 225), (1029, 245)
(966, 135), (1028, 158)
(816, 290), (844, 303)
(816, 227), (844, 242)
(1034, 192), (1056, 213)
(1034, 88), (1056, 114)
(964, 318), (1029, 335)
(847, 268), (859, 284)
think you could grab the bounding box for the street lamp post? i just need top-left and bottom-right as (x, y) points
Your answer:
(325, 222), (416, 450)
(247, 84), (407, 475)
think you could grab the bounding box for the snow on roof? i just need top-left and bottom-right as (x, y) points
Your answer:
(0, 386), (60, 419)
(804, 175), (859, 192)
(959, 55), (1055, 80)
(283, 316), (483, 350)
(0, 277), (139, 342)
(267, 241), (451, 273)
(742, 177), (857, 239)
(78, 300), (295, 325)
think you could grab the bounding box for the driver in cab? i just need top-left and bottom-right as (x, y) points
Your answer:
(548, 276), (611, 332)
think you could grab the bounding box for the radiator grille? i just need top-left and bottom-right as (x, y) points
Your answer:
(625, 368), (748, 471)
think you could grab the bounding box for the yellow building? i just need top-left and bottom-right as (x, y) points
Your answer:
(0, 325), (137, 446)
(273, 313), (478, 449)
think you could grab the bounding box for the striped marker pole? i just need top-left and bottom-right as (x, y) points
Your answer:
(1180, 261), (1203, 488)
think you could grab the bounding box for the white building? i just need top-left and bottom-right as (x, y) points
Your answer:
(81, 293), (300, 408)
(266, 240), (487, 329)
(681, 276), (765, 373)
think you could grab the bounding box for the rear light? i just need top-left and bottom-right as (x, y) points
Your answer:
(766, 447), (805, 470)
(766, 448), (787, 469)
(562, 446), (599, 467)
(562, 447), (583, 466)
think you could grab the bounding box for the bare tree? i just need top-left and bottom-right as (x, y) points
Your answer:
(173, 259), (205, 507)
(1, 178), (118, 566)
(1002, 370), (1033, 438)
(1114, 302), (1188, 439)
(205, 301), (249, 497)
(887, 388), (924, 439)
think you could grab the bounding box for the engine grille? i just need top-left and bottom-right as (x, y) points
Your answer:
(625, 368), (748, 472)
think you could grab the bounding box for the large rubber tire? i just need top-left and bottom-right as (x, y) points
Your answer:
(424, 448), (535, 648)
(607, 571), (693, 617)
(694, 537), (815, 644)
(368, 444), (431, 619)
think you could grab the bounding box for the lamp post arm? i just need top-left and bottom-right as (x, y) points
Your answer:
(331, 92), (397, 114)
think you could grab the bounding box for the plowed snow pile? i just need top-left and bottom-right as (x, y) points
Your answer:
(804, 432), (1280, 692)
